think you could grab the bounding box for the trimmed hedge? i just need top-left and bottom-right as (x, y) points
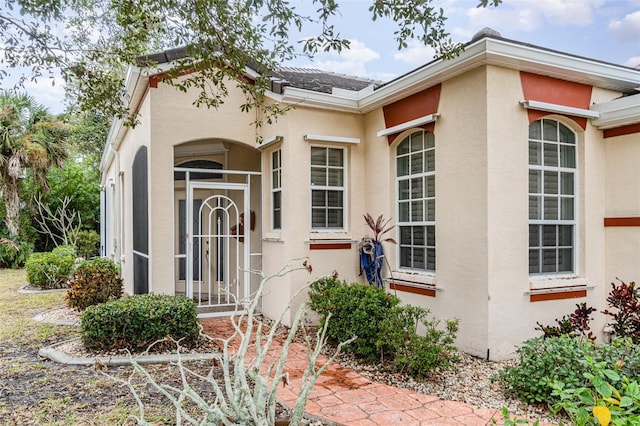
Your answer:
(25, 245), (77, 289)
(81, 293), (199, 352)
(66, 257), (123, 311)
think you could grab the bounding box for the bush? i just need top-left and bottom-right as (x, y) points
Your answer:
(66, 258), (123, 311)
(536, 302), (596, 340)
(500, 336), (640, 405)
(81, 293), (199, 352)
(309, 278), (399, 361)
(0, 239), (33, 268)
(75, 230), (100, 259)
(25, 248), (76, 289)
(603, 280), (640, 342)
(378, 305), (459, 379)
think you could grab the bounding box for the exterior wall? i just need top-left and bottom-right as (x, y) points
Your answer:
(605, 132), (640, 284)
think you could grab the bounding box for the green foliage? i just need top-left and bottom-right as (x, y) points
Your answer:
(536, 302), (596, 340)
(75, 230), (100, 259)
(66, 258), (123, 311)
(52, 244), (77, 259)
(309, 277), (399, 361)
(551, 357), (640, 426)
(81, 293), (199, 351)
(491, 407), (540, 425)
(501, 336), (640, 405)
(0, 239), (33, 268)
(24, 249), (75, 289)
(378, 305), (459, 379)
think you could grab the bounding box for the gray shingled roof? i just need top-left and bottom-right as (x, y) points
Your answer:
(270, 67), (381, 94)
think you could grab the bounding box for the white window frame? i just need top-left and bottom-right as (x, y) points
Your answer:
(309, 146), (347, 231)
(528, 118), (577, 277)
(271, 149), (282, 231)
(395, 130), (436, 273)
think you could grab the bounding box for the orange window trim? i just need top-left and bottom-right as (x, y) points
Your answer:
(604, 217), (640, 227)
(389, 282), (436, 297)
(530, 289), (587, 302)
(309, 243), (352, 250)
(520, 72), (593, 130)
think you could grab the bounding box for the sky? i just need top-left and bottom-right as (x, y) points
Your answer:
(9, 0), (640, 114)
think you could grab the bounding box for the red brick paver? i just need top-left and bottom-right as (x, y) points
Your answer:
(201, 317), (555, 426)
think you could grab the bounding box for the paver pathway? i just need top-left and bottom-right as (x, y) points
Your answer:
(201, 317), (555, 426)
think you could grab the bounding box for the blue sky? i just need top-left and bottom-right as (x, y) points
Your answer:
(9, 0), (640, 114)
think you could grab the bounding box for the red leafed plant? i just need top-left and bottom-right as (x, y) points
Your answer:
(603, 279), (640, 342)
(363, 213), (397, 244)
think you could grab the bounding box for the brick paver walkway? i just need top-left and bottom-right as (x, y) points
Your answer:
(201, 317), (555, 426)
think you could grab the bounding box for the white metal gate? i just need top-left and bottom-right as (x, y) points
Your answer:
(186, 181), (250, 316)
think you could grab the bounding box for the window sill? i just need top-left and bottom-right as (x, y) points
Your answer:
(526, 276), (593, 302)
(386, 273), (439, 298)
(306, 239), (356, 250)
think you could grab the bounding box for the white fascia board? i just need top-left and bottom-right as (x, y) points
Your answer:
(255, 135), (283, 149)
(376, 113), (440, 137)
(304, 134), (360, 144)
(591, 95), (640, 129)
(520, 100), (600, 119)
(281, 86), (360, 112)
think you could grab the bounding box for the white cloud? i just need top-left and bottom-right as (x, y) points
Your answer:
(314, 39), (380, 77)
(463, 0), (602, 35)
(609, 10), (640, 42)
(22, 74), (67, 114)
(625, 56), (640, 68)
(393, 41), (437, 66)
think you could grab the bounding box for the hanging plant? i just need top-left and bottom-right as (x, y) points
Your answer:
(359, 214), (396, 288)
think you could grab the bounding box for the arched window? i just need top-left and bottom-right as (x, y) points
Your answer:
(174, 159), (222, 181)
(528, 119), (576, 275)
(396, 130), (435, 272)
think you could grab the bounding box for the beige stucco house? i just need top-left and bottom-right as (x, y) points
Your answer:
(100, 29), (640, 360)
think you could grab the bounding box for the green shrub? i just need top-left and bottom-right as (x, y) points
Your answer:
(75, 230), (100, 259)
(309, 277), (399, 361)
(378, 305), (459, 379)
(66, 258), (123, 311)
(500, 336), (640, 405)
(81, 293), (199, 352)
(25, 248), (76, 289)
(52, 244), (78, 259)
(0, 239), (33, 268)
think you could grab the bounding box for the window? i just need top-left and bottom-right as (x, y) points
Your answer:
(272, 149), (282, 230)
(528, 119), (576, 275)
(310, 147), (345, 229)
(396, 131), (435, 271)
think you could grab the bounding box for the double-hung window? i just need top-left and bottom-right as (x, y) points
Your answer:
(272, 149), (282, 230)
(529, 119), (576, 275)
(396, 131), (435, 271)
(310, 147), (345, 229)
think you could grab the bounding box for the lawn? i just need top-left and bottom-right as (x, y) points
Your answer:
(0, 269), (192, 425)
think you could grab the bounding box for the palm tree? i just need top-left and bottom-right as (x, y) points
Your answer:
(0, 93), (68, 240)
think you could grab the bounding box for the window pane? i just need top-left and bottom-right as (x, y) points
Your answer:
(311, 147), (325, 165)
(542, 249), (557, 273)
(413, 247), (425, 269)
(558, 123), (575, 144)
(312, 209), (326, 228)
(412, 226), (425, 245)
(410, 133), (423, 152)
(529, 141), (541, 165)
(327, 148), (343, 167)
(272, 170), (279, 188)
(328, 169), (343, 186)
(529, 121), (542, 140)
(543, 225), (556, 246)
(273, 191), (281, 209)
(426, 200), (435, 221)
(327, 190), (343, 207)
(410, 201), (423, 221)
(426, 248), (436, 270)
(529, 196), (540, 220)
(544, 171), (558, 195)
(400, 226), (411, 244)
(544, 143), (558, 166)
(399, 202), (409, 222)
(426, 175), (435, 197)
(311, 190), (325, 207)
(529, 225), (540, 247)
(311, 167), (326, 185)
(561, 197), (574, 220)
(397, 139), (409, 155)
(411, 177), (423, 199)
(398, 179), (410, 200)
(543, 120), (558, 142)
(426, 225), (435, 246)
(272, 150), (279, 169)
(425, 150), (435, 172)
(529, 249), (540, 274)
(397, 156), (409, 176)
(560, 145), (576, 168)
(425, 132), (435, 149)
(544, 197), (558, 220)
(561, 172), (574, 195)
(558, 225), (573, 246)
(558, 248), (573, 272)
(273, 209), (281, 230)
(327, 209), (343, 228)
(410, 153), (423, 174)
(529, 170), (541, 193)
(400, 247), (411, 268)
